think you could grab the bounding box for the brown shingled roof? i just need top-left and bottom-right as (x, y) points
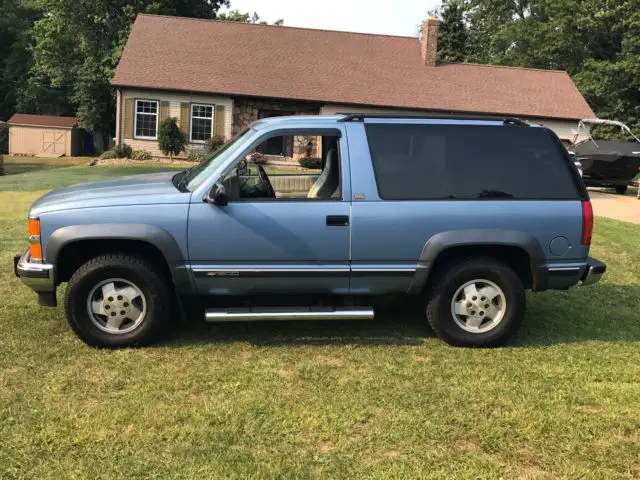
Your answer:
(112, 14), (595, 121)
(8, 114), (77, 129)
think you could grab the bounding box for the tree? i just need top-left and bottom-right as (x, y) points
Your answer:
(158, 117), (187, 160)
(217, 9), (283, 25)
(434, 0), (468, 62)
(22, 0), (230, 150)
(0, 0), (43, 122)
(426, 0), (640, 132)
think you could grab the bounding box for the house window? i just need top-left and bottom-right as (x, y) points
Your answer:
(190, 104), (214, 143)
(135, 100), (159, 139)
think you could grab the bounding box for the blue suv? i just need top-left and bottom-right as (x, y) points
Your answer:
(15, 114), (606, 348)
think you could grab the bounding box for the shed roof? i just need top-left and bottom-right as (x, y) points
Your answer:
(8, 114), (77, 129)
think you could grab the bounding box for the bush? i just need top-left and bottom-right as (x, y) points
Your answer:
(298, 157), (322, 169)
(205, 135), (225, 153)
(248, 152), (268, 165)
(100, 149), (118, 160)
(158, 117), (187, 159)
(186, 150), (205, 163)
(114, 143), (132, 159)
(130, 149), (152, 161)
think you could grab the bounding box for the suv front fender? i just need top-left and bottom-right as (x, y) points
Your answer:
(408, 229), (547, 294)
(46, 224), (192, 293)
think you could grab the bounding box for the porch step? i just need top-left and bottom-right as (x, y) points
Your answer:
(205, 306), (374, 322)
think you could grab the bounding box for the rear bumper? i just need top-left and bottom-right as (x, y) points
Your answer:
(541, 256), (606, 290)
(580, 257), (606, 286)
(14, 251), (57, 307)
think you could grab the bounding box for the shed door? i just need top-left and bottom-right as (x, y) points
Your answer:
(42, 131), (67, 155)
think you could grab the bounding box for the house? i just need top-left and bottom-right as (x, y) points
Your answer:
(7, 114), (85, 157)
(111, 14), (596, 159)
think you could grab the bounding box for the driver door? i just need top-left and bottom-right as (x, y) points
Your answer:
(187, 128), (351, 296)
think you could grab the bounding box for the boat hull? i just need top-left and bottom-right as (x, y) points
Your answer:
(572, 140), (640, 187)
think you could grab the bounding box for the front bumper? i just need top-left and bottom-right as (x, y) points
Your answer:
(14, 250), (57, 306)
(581, 257), (606, 286)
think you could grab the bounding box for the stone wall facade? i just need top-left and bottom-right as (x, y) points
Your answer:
(232, 98), (321, 134)
(233, 98), (322, 161)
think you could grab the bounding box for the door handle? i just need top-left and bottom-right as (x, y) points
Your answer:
(326, 215), (349, 227)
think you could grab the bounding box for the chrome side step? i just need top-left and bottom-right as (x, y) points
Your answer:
(205, 306), (374, 322)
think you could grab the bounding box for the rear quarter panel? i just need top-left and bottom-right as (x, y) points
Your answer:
(345, 122), (589, 293)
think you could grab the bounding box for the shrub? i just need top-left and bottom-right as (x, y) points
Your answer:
(158, 117), (187, 160)
(130, 149), (152, 161)
(205, 135), (225, 153)
(298, 157), (322, 169)
(113, 143), (132, 158)
(248, 151), (268, 165)
(186, 150), (205, 163)
(100, 149), (118, 160)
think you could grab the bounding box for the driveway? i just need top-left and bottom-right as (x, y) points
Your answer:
(590, 188), (640, 224)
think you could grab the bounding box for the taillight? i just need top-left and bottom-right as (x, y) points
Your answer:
(28, 218), (43, 260)
(581, 200), (593, 246)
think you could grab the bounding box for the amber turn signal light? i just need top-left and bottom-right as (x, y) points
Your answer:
(28, 218), (41, 236)
(27, 218), (42, 260)
(29, 243), (43, 260)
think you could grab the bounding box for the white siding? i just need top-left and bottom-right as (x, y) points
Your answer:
(320, 104), (588, 143)
(117, 88), (233, 158)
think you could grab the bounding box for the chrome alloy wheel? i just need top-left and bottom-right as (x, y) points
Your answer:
(87, 278), (147, 334)
(450, 279), (506, 334)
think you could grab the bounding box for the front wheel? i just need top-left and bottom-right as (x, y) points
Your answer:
(615, 185), (628, 195)
(64, 254), (171, 348)
(426, 258), (525, 347)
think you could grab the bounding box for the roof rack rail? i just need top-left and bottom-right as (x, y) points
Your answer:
(337, 113), (529, 126)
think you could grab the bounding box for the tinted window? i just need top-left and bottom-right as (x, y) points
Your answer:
(365, 124), (580, 200)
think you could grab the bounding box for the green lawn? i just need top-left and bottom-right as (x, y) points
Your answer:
(0, 162), (639, 479)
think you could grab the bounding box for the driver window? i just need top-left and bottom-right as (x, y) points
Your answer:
(232, 132), (342, 201)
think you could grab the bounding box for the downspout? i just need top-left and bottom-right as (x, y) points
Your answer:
(117, 88), (123, 147)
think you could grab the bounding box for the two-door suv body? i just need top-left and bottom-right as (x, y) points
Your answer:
(15, 114), (606, 348)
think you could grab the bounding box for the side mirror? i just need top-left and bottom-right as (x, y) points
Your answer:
(205, 183), (229, 206)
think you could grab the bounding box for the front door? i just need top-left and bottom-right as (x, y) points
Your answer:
(188, 130), (350, 296)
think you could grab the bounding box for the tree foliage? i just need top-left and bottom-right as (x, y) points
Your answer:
(217, 9), (283, 25)
(158, 117), (187, 159)
(0, 0), (44, 120)
(430, 0), (640, 131)
(436, 0), (467, 62)
(10, 0), (229, 149)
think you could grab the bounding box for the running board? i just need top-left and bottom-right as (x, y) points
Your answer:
(205, 306), (374, 322)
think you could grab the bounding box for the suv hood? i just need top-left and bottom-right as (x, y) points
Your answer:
(30, 172), (190, 216)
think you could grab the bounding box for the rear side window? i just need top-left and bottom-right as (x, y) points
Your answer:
(365, 124), (580, 200)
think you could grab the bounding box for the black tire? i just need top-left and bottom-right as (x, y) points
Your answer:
(615, 185), (628, 195)
(426, 258), (525, 348)
(64, 254), (171, 348)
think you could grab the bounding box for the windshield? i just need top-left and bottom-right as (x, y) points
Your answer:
(185, 128), (252, 190)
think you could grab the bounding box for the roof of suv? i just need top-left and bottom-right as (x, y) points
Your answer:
(250, 114), (540, 130)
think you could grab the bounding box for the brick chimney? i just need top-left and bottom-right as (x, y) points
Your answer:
(421, 16), (440, 67)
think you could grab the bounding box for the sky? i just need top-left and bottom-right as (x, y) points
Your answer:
(220, 0), (442, 37)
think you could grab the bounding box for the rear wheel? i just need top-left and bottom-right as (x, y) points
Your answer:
(426, 258), (525, 347)
(64, 254), (171, 348)
(615, 185), (628, 195)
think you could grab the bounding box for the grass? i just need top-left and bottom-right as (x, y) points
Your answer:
(2, 155), (94, 176)
(0, 162), (639, 479)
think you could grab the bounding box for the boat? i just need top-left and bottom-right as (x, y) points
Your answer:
(569, 119), (640, 194)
